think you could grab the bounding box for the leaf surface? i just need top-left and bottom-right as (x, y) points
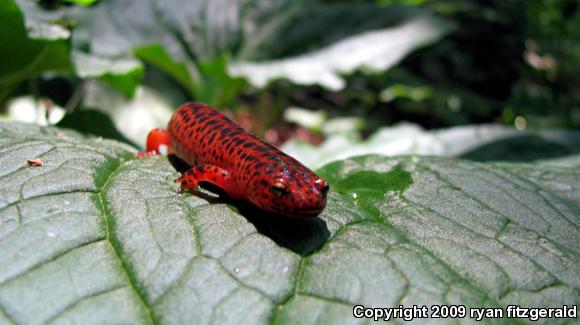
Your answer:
(0, 123), (578, 324)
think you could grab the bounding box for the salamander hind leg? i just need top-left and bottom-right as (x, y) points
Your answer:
(136, 128), (173, 158)
(176, 164), (244, 200)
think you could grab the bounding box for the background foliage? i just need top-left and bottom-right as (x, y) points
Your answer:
(2, 0), (579, 144)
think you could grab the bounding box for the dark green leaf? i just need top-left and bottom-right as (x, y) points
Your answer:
(192, 55), (247, 108)
(62, 0), (97, 6)
(133, 44), (196, 93)
(0, 0), (72, 88)
(133, 45), (247, 107)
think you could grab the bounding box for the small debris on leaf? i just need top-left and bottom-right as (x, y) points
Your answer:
(27, 158), (43, 166)
(56, 131), (66, 137)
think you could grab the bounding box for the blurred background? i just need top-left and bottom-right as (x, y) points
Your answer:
(1, 0), (579, 168)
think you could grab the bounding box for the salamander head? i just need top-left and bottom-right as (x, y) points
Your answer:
(251, 166), (329, 218)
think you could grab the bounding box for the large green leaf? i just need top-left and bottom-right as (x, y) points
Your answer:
(0, 122), (578, 324)
(229, 13), (451, 90)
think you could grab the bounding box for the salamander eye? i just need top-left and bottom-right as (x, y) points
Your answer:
(316, 178), (329, 194)
(271, 181), (286, 196)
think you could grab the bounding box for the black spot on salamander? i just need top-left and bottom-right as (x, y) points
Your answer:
(208, 133), (217, 144)
(243, 142), (254, 148)
(183, 114), (191, 123)
(235, 139), (245, 146)
(192, 108), (203, 115)
(264, 153), (277, 161)
(256, 146), (270, 153)
(210, 123), (223, 131)
(199, 125), (209, 133)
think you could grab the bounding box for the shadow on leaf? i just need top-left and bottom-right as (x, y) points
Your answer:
(235, 203), (330, 257)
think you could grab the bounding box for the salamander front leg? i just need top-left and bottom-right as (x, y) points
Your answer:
(136, 128), (173, 158)
(176, 164), (244, 200)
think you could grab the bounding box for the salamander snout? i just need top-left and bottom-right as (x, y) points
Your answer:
(307, 177), (329, 213)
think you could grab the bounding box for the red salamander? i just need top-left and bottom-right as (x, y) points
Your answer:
(140, 102), (329, 217)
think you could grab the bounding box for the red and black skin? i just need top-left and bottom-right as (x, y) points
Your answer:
(138, 102), (329, 217)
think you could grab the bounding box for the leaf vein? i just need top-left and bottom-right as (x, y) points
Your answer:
(97, 159), (158, 325)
